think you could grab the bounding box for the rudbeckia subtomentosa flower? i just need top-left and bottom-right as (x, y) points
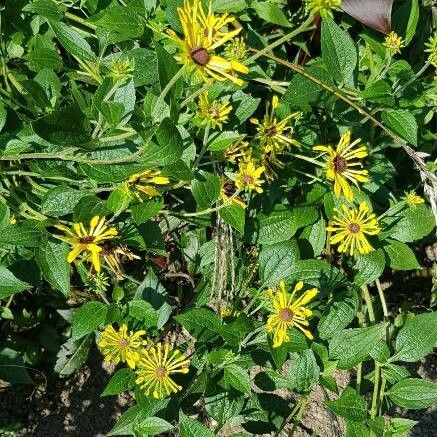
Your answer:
(56, 215), (118, 272)
(251, 95), (300, 155)
(403, 190), (425, 207)
(314, 131), (369, 201)
(383, 31), (405, 55)
(135, 343), (190, 399)
(198, 92), (232, 129)
(128, 170), (170, 200)
(235, 160), (265, 193)
(326, 202), (381, 256)
(98, 324), (147, 369)
(305, 0), (342, 18)
(167, 0), (249, 85)
(266, 280), (318, 348)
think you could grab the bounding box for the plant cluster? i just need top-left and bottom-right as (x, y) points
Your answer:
(0, 0), (436, 436)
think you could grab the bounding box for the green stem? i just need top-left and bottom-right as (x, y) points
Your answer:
(247, 15), (315, 63)
(65, 12), (97, 30)
(370, 362), (381, 420)
(362, 285), (375, 324)
(378, 376), (387, 416)
(377, 201), (407, 221)
(375, 278), (389, 321)
(394, 60), (431, 96)
(151, 67), (185, 121)
(356, 362), (362, 395)
(192, 125), (210, 170)
(273, 399), (302, 437)
(289, 394), (309, 436)
(289, 153), (324, 167)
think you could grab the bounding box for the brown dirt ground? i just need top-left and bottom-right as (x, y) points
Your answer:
(0, 348), (435, 437)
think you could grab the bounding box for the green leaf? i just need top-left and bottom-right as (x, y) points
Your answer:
(286, 259), (348, 292)
(108, 400), (169, 436)
(102, 368), (136, 397)
(259, 240), (300, 286)
(381, 109), (418, 146)
(345, 419), (369, 437)
(325, 387), (367, 422)
(0, 103), (6, 133)
(175, 308), (222, 342)
(329, 323), (386, 369)
(97, 6), (144, 38)
(387, 378), (437, 409)
(212, 0), (246, 13)
(23, 0), (63, 20)
(219, 204), (245, 234)
(360, 80), (394, 106)
(41, 186), (88, 217)
(224, 364), (251, 394)
(387, 418), (418, 437)
(384, 240), (420, 270)
(288, 349), (320, 393)
(0, 221), (44, 247)
(393, 0), (419, 44)
(300, 217), (326, 257)
(143, 118), (184, 166)
(179, 410), (215, 437)
(191, 171), (221, 210)
(318, 289), (359, 340)
(208, 131), (244, 151)
(321, 17), (357, 83)
(232, 90), (260, 123)
(388, 204), (435, 242)
(131, 199), (164, 224)
(134, 417), (173, 436)
(72, 301), (108, 340)
(73, 195), (110, 223)
(32, 105), (92, 147)
(25, 47), (63, 71)
(36, 237), (70, 296)
(391, 312), (437, 362)
(0, 348), (33, 384)
(354, 249), (386, 286)
(247, 210), (296, 245)
(204, 391), (244, 426)
(49, 20), (96, 62)
(54, 334), (92, 376)
(0, 266), (30, 300)
(107, 185), (131, 214)
(128, 300), (158, 328)
(251, 2), (291, 27)
(129, 48), (159, 86)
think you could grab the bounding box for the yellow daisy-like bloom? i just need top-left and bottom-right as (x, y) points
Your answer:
(128, 170), (170, 199)
(94, 243), (140, 280)
(98, 324), (147, 369)
(224, 37), (248, 62)
(224, 139), (252, 164)
(425, 33), (437, 67)
(403, 190), (425, 207)
(135, 342), (190, 399)
(167, 0), (249, 85)
(198, 1), (235, 44)
(235, 160), (265, 193)
(251, 96), (300, 155)
(55, 215), (118, 272)
(305, 0), (342, 18)
(313, 131), (369, 201)
(326, 202), (381, 256)
(266, 280), (318, 348)
(220, 177), (246, 208)
(198, 92), (232, 129)
(383, 31), (405, 55)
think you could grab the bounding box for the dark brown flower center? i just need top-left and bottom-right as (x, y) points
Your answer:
(223, 182), (235, 196)
(333, 155), (347, 173)
(80, 236), (95, 244)
(243, 174), (253, 184)
(190, 46), (209, 65)
(279, 308), (294, 322)
(154, 366), (167, 378)
(265, 126), (277, 137)
(208, 107), (220, 119)
(348, 223), (361, 234)
(118, 338), (129, 348)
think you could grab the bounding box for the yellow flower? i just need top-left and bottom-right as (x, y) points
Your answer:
(224, 139), (252, 164)
(383, 31), (405, 55)
(92, 243), (140, 280)
(235, 160), (265, 193)
(250, 96), (300, 155)
(326, 202), (381, 256)
(135, 343), (190, 399)
(98, 324), (147, 369)
(224, 37), (248, 62)
(198, 1), (235, 44)
(313, 131), (369, 201)
(198, 92), (232, 128)
(55, 216), (118, 272)
(108, 58), (135, 80)
(219, 306), (240, 318)
(305, 0), (342, 18)
(167, 0), (249, 85)
(220, 177), (246, 208)
(266, 280), (318, 348)
(425, 33), (437, 67)
(128, 170), (170, 200)
(403, 190), (425, 207)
